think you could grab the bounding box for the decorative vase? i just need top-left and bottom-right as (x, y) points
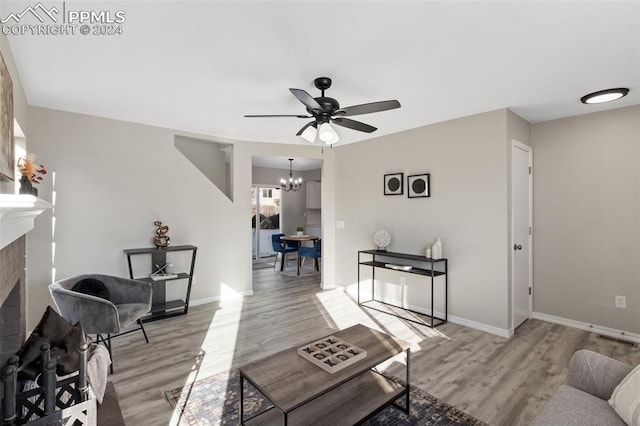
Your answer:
(19, 175), (37, 196)
(296, 231), (304, 237)
(431, 238), (443, 259)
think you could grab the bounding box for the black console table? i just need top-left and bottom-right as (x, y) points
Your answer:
(357, 250), (448, 328)
(124, 245), (197, 322)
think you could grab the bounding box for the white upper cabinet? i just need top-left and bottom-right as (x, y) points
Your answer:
(306, 181), (321, 209)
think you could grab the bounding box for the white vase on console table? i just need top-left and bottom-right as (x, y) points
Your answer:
(429, 238), (443, 259)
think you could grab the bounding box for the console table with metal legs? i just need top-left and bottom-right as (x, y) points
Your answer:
(357, 249), (448, 328)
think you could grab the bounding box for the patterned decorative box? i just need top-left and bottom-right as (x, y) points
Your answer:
(297, 336), (367, 374)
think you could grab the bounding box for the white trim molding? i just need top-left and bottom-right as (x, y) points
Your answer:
(447, 313), (511, 338)
(384, 297), (511, 338)
(510, 139), (533, 331)
(321, 282), (337, 290)
(190, 290), (254, 307)
(0, 194), (52, 250)
(533, 311), (640, 345)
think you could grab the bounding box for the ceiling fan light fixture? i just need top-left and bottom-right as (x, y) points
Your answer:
(301, 125), (317, 143)
(245, 77), (401, 143)
(581, 88), (629, 104)
(325, 130), (339, 145)
(319, 122), (337, 143)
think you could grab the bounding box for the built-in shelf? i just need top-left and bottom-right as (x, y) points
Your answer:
(0, 194), (52, 250)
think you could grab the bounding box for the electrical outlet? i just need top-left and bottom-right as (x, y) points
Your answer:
(336, 220), (345, 229)
(615, 295), (627, 309)
(400, 276), (406, 286)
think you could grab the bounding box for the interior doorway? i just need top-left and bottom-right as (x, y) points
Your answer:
(511, 140), (533, 330)
(251, 185), (282, 263)
(251, 156), (323, 274)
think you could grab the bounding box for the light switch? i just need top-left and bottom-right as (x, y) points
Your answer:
(336, 220), (345, 229)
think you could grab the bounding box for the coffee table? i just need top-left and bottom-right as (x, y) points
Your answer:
(239, 324), (410, 425)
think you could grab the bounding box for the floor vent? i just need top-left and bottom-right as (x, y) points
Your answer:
(597, 334), (637, 347)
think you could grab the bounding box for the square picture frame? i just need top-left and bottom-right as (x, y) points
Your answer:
(384, 173), (403, 195)
(407, 174), (430, 198)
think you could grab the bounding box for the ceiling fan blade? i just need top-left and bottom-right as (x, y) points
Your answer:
(244, 114), (311, 118)
(334, 100), (401, 117)
(290, 88), (323, 111)
(332, 117), (377, 133)
(296, 121), (316, 136)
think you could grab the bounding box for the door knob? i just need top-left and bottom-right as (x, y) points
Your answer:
(514, 244), (522, 250)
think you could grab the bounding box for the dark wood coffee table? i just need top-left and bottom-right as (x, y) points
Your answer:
(239, 324), (410, 425)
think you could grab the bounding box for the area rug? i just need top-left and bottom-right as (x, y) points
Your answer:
(165, 368), (487, 425)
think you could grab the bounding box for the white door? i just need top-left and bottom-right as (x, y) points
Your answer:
(512, 141), (532, 329)
(251, 186), (282, 261)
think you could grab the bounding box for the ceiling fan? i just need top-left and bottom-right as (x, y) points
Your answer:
(244, 77), (401, 145)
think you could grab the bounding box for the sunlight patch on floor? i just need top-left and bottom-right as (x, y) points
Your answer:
(199, 283), (243, 367)
(169, 283), (243, 425)
(321, 282), (452, 350)
(219, 281), (248, 301)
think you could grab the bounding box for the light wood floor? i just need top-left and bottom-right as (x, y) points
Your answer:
(109, 268), (640, 425)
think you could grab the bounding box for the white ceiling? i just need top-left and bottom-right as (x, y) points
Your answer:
(3, 1), (639, 146)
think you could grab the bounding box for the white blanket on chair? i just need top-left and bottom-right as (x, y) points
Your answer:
(87, 344), (111, 403)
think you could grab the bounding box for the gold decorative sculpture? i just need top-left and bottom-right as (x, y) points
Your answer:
(153, 220), (170, 249)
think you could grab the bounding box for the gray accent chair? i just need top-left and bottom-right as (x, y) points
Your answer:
(532, 349), (633, 426)
(49, 274), (152, 373)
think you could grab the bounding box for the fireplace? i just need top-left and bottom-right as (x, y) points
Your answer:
(0, 236), (26, 366)
(0, 194), (51, 366)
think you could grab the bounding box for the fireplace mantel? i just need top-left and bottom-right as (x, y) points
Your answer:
(0, 194), (52, 251)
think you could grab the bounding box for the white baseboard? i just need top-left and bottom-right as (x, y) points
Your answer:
(405, 303), (510, 338)
(190, 290), (254, 307)
(533, 311), (640, 344)
(447, 314), (511, 338)
(369, 294), (511, 338)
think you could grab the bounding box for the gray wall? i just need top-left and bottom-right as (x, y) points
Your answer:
(175, 135), (233, 200)
(532, 105), (640, 333)
(8, 21), (637, 336)
(334, 109), (512, 332)
(24, 106), (336, 329)
(303, 168), (321, 182)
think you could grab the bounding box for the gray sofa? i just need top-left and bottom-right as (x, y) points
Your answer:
(532, 349), (633, 426)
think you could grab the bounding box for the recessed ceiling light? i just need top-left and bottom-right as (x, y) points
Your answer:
(581, 88), (629, 104)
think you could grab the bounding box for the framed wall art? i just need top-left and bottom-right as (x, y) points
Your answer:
(384, 173), (403, 195)
(407, 174), (430, 198)
(0, 51), (14, 181)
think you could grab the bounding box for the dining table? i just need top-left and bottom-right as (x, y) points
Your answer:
(280, 235), (319, 275)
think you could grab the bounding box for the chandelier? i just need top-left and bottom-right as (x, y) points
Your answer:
(280, 158), (303, 192)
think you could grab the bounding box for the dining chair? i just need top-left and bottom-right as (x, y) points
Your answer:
(299, 239), (321, 272)
(271, 233), (298, 269)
